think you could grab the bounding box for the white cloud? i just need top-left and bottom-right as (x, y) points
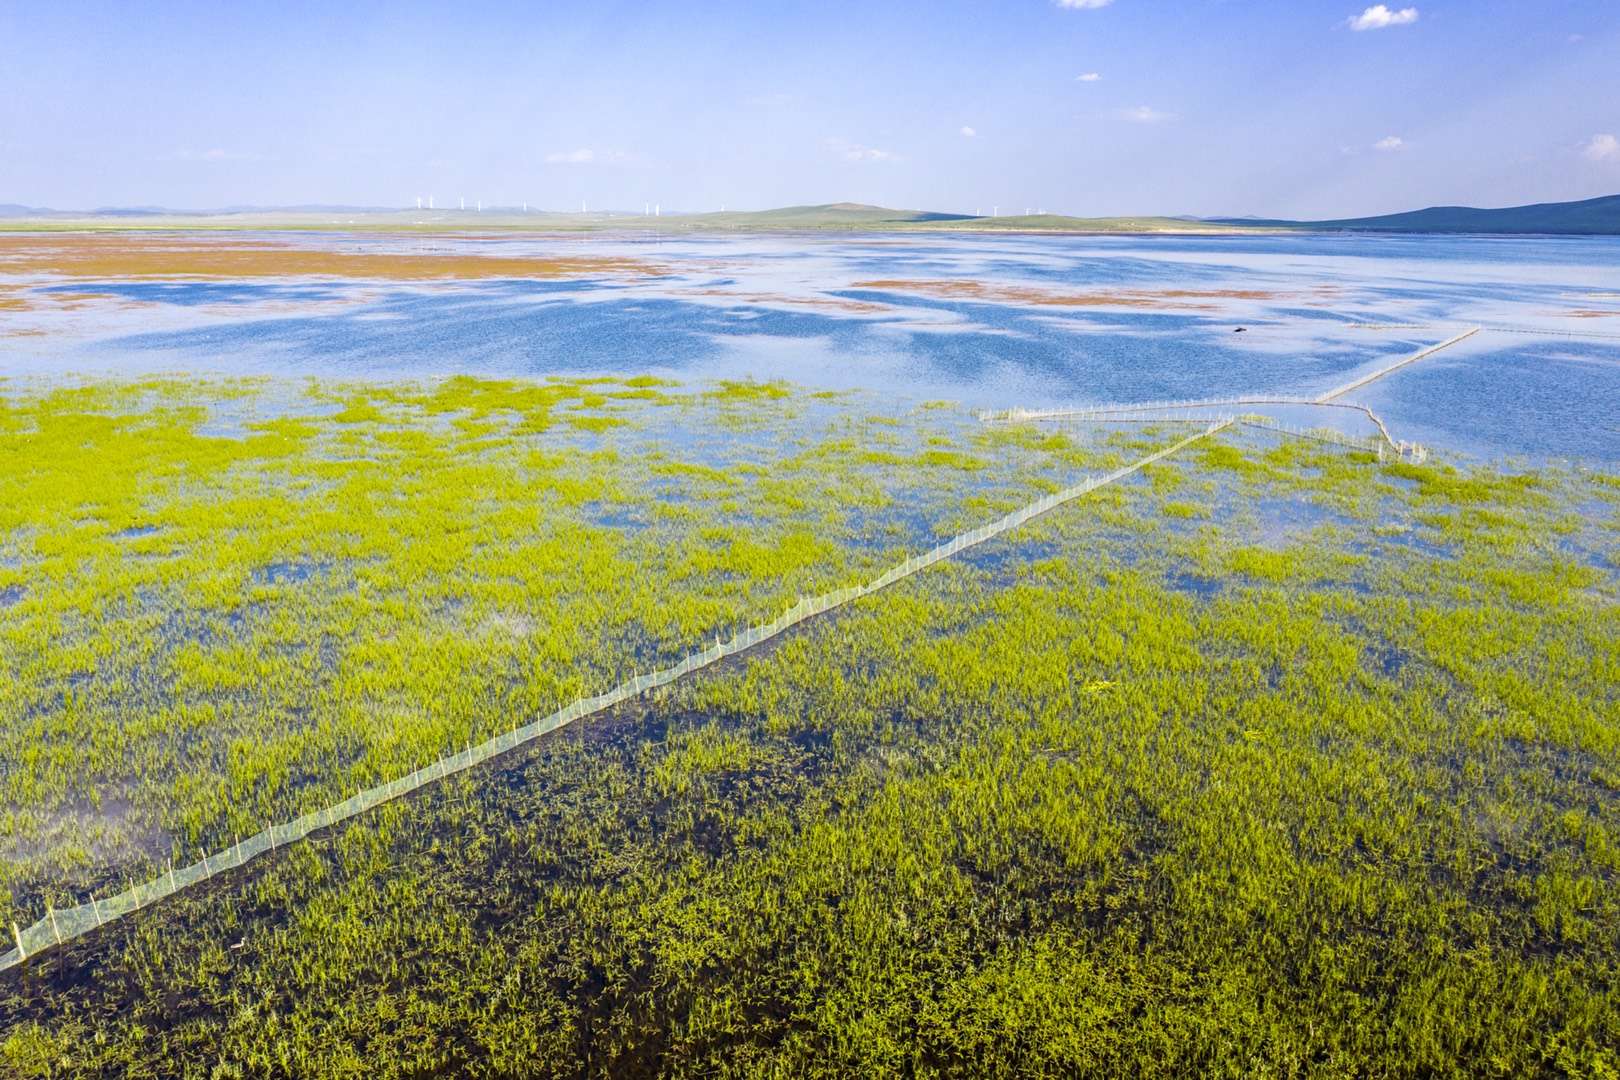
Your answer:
(960, 126), (977, 137)
(1120, 105), (1173, 124)
(1076, 72), (1102, 82)
(1583, 134), (1620, 162)
(826, 137), (901, 162)
(1347, 5), (1419, 30)
(1056, 0), (1113, 8)
(1374, 135), (1405, 151)
(545, 148), (596, 164)
(544, 148), (634, 165)
(174, 148), (264, 162)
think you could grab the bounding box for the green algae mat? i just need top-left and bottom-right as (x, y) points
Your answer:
(2, 375), (1618, 1077)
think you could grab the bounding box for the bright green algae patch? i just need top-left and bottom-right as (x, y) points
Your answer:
(2, 412), (1616, 1076)
(0, 375), (1111, 929)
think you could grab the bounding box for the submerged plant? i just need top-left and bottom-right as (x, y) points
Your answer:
(1, 375), (1615, 1077)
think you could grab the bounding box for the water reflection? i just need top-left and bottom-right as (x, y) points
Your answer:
(1, 231), (1615, 462)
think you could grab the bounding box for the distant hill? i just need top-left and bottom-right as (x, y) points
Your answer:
(0, 201), (1253, 235)
(214, 204), (403, 214)
(5, 195), (1616, 234)
(684, 203), (974, 226)
(1216, 193), (1620, 235)
(916, 212), (1238, 234)
(91, 206), (177, 217)
(678, 204), (1236, 233)
(0, 202), (405, 219)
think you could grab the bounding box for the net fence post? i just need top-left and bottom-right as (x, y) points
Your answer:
(10, 922), (22, 961)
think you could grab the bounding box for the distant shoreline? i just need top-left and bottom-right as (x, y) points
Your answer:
(3, 195), (1616, 236)
(2, 219), (1616, 239)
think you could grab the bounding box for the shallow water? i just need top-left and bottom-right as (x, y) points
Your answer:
(2, 230), (1616, 462)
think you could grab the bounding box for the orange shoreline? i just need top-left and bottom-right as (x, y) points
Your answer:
(0, 235), (666, 282)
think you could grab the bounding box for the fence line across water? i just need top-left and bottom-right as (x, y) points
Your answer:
(1, 420), (1234, 972)
(978, 328), (1482, 462)
(986, 399), (1425, 460)
(1314, 327), (1479, 402)
(1347, 321), (1620, 342)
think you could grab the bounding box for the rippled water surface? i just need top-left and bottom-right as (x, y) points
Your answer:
(3, 230), (1617, 462)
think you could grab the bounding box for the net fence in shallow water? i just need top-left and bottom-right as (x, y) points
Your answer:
(2, 420), (1232, 971)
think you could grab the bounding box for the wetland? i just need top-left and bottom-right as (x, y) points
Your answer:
(1, 229), (1617, 1077)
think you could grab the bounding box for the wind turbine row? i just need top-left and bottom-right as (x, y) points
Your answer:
(403, 198), (688, 216)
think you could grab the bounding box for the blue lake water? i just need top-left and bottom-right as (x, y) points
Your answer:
(2, 231), (1617, 463)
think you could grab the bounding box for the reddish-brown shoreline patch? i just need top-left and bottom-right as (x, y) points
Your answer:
(0, 235), (665, 281)
(689, 288), (891, 315)
(0, 283), (139, 314)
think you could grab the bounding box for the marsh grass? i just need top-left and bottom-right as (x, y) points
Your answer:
(1, 382), (1616, 1077)
(0, 376), (1093, 931)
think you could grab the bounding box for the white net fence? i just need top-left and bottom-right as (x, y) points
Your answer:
(2, 420), (1231, 971)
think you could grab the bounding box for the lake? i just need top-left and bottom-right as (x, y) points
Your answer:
(3, 230), (1617, 462)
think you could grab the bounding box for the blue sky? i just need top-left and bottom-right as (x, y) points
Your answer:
(2, 1), (1616, 217)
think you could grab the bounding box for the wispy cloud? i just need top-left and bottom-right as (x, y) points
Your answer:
(1374, 135), (1405, 151)
(1056, 0), (1113, 8)
(826, 137), (901, 162)
(1583, 133), (1619, 162)
(1076, 72), (1102, 82)
(544, 148), (633, 165)
(959, 126), (977, 137)
(173, 148), (266, 162)
(1346, 5), (1419, 31)
(545, 148), (596, 164)
(1120, 105), (1173, 124)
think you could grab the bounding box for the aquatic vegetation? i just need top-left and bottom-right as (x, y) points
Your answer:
(1, 394), (1614, 1075)
(0, 375), (1089, 930)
